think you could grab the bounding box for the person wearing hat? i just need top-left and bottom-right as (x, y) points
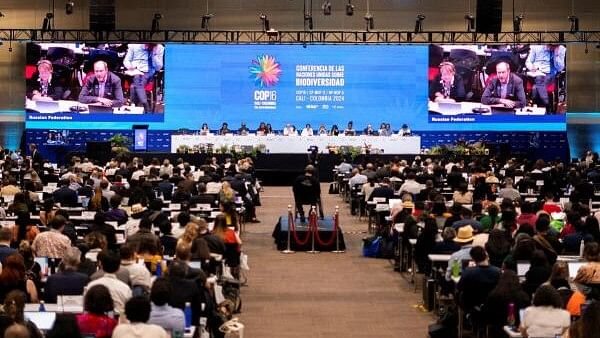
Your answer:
(445, 225), (476, 281)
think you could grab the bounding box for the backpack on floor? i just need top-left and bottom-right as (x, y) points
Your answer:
(362, 236), (382, 257)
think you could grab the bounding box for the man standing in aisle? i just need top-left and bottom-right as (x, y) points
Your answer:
(123, 43), (165, 113)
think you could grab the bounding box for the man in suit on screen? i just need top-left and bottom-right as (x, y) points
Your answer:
(481, 61), (526, 109)
(79, 60), (124, 107)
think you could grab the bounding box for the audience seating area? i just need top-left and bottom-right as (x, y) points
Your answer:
(332, 154), (600, 338)
(0, 152), (258, 337)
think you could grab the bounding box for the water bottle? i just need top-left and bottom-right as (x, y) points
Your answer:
(184, 302), (192, 329)
(580, 239), (585, 257)
(155, 260), (162, 277)
(451, 259), (460, 278)
(39, 301), (46, 312)
(507, 302), (515, 328)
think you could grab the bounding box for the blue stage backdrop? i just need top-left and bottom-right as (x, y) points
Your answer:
(25, 44), (564, 132)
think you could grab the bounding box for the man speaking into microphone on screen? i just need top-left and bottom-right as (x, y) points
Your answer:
(123, 43), (164, 113)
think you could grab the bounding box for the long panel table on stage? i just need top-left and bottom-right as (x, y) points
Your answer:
(171, 134), (421, 154)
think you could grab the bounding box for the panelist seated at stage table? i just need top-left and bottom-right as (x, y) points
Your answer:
(318, 124), (328, 135)
(78, 60), (124, 107)
(301, 124), (314, 136)
(218, 122), (231, 135)
(199, 123), (210, 135)
(363, 124), (376, 136)
(429, 61), (466, 103)
(344, 121), (356, 136)
(256, 122), (268, 135)
(481, 61), (527, 109)
(378, 123), (391, 136)
(26, 60), (68, 101)
(398, 124), (412, 136)
(329, 124), (340, 136)
(283, 124), (298, 136)
(238, 122), (250, 135)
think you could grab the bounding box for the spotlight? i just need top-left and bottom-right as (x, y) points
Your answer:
(345, 0), (354, 16)
(513, 14), (524, 32)
(322, 0), (332, 15)
(464, 13), (475, 32)
(151, 13), (162, 32)
(304, 14), (313, 30)
(568, 15), (579, 33)
(364, 13), (374, 31)
(414, 13), (425, 33)
(65, 1), (74, 15)
(201, 13), (214, 30)
(42, 12), (54, 31)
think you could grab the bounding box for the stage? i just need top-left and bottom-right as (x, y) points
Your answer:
(272, 216), (346, 252)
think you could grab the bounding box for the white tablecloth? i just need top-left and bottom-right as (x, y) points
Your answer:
(171, 135), (421, 154)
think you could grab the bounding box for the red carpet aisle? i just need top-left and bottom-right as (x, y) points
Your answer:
(238, 184), (433, 338)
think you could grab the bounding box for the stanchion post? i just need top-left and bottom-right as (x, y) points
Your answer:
(332, 205), (345, 253)
(307, 206), (319, 254)
(282, 205), (295, 254)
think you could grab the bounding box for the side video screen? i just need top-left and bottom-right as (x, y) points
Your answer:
(25, 43), (165, 123)
(428, 44), (566, 125)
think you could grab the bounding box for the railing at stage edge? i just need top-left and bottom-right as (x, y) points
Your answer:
(1, 29), (599, 44)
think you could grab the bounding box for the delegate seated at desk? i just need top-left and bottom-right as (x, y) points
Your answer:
(429, 61), (466, 103)
(78, 60), (124, 107)
(26, 60), (68, 101)
(481, 61), (527, 109)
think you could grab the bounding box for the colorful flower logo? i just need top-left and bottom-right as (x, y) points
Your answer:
(249, 54), (282, 87)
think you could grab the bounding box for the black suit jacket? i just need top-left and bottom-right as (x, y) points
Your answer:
(429, 74), (466, 102)
(78, 72), (124, 107)
(52, 186), (78, 207)
(26, 74), (66, 101)
(31, 150), (43, 166)
(44, 270), (89, 303)
(481, 73), (527, 108)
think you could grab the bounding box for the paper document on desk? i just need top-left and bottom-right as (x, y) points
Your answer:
(124, 69), (144, 76)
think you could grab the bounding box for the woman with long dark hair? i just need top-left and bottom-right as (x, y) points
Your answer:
(484, 270), (530, 338)
(12, 211), (39, 248)
(0, 290), (42, 338)
(0, 254), (38, 303)
(485, 228), (511, 268)
(76, 285), (117, 338)
(415, 217), (439, 274)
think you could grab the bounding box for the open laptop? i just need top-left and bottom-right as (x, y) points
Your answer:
(24, 312), (56, 331)
(438, 102), (463, 114)
(88, 104), (114, 114)
(516, 261), (530, 277)
(568, 261), (586, 279)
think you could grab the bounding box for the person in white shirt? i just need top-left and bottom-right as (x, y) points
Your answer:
(399, 124), (411, 136)
(399, 172), (423, 195)
(85, 250), (132, 314)
(119, 244), (152, 293)
(301, 123), (314, 136)
(130, 163), (146, 181)
(283, 123), (297, 136)
(519, 285), (570, 338)
(348, 168), (367, 187)
(113, 296), (169, 338)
